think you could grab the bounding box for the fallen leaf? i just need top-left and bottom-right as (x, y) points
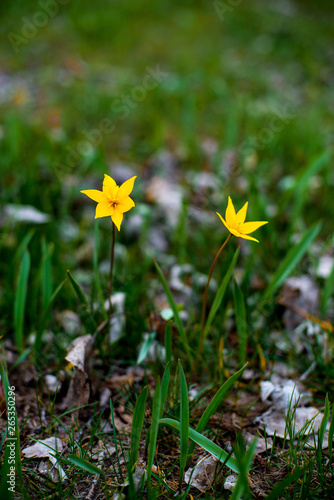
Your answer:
(22, 437), (63, 458)
(60, 335), (92, 412)
(185, 454), (221, 493)
(224, 474), (238, 491)
(255, 406), (329, 445)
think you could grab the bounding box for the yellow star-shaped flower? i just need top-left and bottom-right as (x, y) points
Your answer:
(217, 196), (268, 242)
(81, 174), (136, 231)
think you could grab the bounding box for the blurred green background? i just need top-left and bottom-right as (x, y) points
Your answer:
(0, 0), (333, 369)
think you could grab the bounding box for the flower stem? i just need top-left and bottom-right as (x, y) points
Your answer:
(108, 223), (116, 316)
(198, 233), (232, 356)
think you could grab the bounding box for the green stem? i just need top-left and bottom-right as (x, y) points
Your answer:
(108, 223), (116, 316)
(199, 233), (232, 355)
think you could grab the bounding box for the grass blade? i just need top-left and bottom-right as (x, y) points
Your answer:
(109, 398), (124, 482)
(203, 247), (239, 340)
(147, 378), (161, 498)
(13, 229), (34, 265)
(160, 363), (170, 418)
(41, 237), (53, 311)
(165, 323), (172, 366)
(187, 364), (247, 460)
(67, 269), (97, 330)
(153, 258), (192, 364)
(159, 417), (239, 473)
(137, 332), (156, 364)
(68, 455), (105, 477)
(328, 402), (334, 455)
(317, 393), (330, 468)
(0, 362), (23, 498)
(14, 250), (30, 352)
(94, 221), (108, 320)
(231, 434), (258, 500)
(233, 279), (247, 367)
(263, 222), (321, 300)
(265, 467), (305, 500)
(179, 361), (189, 490)
(34, 279), (66, 366)
(130, 386), (148, 469)
(321, 261), (334, 315)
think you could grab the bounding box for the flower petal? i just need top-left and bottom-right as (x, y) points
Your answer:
(117, 176), (137, 202)
(81, 189), (107, 203)
(236, 233), (259, 242)
(228, 226), (260, 242)
(238, 221), (268, 234)
(216, 212), (231, 231)
(103, 174), (118, 200)
(225, 196), (236, 226)
(95, 202), (114, 218)
(112, 209), (123, 231)
(117, 196), (135, 213)
(236, 202), (248, 225)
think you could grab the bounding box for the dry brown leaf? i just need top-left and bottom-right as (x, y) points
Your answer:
(110, 408), (133, 431)
(185, 454), (222, 493)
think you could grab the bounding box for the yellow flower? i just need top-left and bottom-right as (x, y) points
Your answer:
(217, 196), (268, 242)
(81, 174), (136, 231)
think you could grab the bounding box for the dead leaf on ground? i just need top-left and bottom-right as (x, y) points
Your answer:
(110, 407), (133, 431)
(60, 335), (93, 413)
(22, 437), (67, 483)
(242, 431), (272, 453)
(255, 406), (330, 447)
(105, 366), (145, 392)
(185, 454), (222, 493)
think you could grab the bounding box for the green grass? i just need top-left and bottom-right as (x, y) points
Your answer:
(1, 0), (334, 497)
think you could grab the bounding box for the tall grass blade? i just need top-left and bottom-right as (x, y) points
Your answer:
(203, 247), (239, 340)
(67, 269), (97, 330)
(233, 279), (247, 366)
(153, 258), (192, 363)
(178, 361), (189, 490)
(147, 378), (161, 498)
(109, 398), (124, 482)
(34, 279), (66, 366)
(187, 364), (247, 460)
(328, 402), (334, 455)
(165, 323), (172, 366)
(160, 363), (170, 418)
(230, 434), (257, 500)
(159, 417), (239, 473)
(13, 229), (34, 264)
(130, 386), (148, 469)
(317, 394), (330, 468)
(263, 222), (321, 300)
(41, 237), (53, 311)
(0, 363), (23, 498)
(14, 250), (30, 352)
(94, 221), (107, 320)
